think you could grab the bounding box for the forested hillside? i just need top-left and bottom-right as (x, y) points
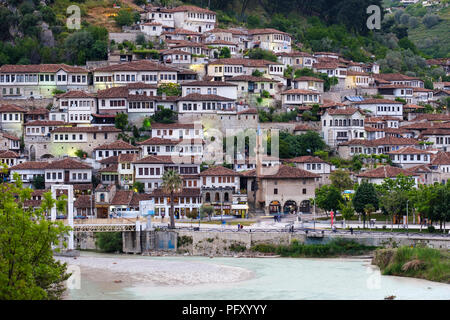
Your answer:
(0, 0), (447, 83)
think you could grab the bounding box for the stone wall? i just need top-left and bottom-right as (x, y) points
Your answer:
(74, 232), (98, 250)
(123, 229), (450, 255)
(0, 99), (53, 109)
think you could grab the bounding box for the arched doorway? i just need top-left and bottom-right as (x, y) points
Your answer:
(205, 192), (211, 202)
(29, 145), (36, 161)
(283, 200), (297, 214)
(269, 200), (281, 214)
(299, 200), (311, 213)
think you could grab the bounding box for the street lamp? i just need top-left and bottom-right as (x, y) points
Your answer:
(406, 199), (409, 234)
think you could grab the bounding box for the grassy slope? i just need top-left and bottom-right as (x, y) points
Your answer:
(373, 246), (450, 283)
(50, 0), (144, 32)
(408, 6), (450, 58)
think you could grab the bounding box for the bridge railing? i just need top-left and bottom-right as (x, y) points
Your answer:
(66, 218), (146, 225)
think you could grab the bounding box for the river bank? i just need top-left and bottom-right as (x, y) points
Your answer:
(372, 247), (450, 284)
(60, 252), (450, 300)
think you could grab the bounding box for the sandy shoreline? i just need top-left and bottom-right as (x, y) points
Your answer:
(57, 253), (255, 290)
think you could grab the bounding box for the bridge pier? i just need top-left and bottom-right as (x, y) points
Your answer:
(122, 231), (177, 254)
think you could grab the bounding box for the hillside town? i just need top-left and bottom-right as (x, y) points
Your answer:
(0, 3), (449, 223)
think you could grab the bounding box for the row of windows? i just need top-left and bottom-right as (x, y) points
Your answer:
(187, 12), (215, 20)
(182, 102), (233, 111)
(269, 66), (283, 73)
(436, 137), (450, 145)
(203, 176), (236, 184)
(392, 154), (429, 161)
(2, 88), (21, 95)
(138, 167), (162, 176)
(224, 66), (242, 73)
(183, 180), (198, 187)
(101, 100), (126, 107)
(97, 150), (137, 158)
(2, 113), (22, 121)
(377, 106), (401, 112)
(0, 74), (38, 83)
(54, 134), (85, 141)
(70, 113), (90, 122)
(155, 196), (199, 204)
(61, 100), (92, 107)
(46, 172), (88, 180)
(2, 74), (86, 83)
(285, 94), (319, 102)
(306, 163), (322, 170)
(324, 119), (364, 127)
(129, 101), (154, 109)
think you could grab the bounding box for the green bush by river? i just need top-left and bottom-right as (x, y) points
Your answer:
(372, 246), (450, 284)
(251, 239), (377, 257)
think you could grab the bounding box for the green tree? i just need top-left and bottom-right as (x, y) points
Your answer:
(162, 169), (183, 229)
(219, 47), (231, 58)
(115, 9), (137, 27)
(340, 201), (355, 225)
(151, 108), (177, 123)
(157, 83), (181, 96)
(132, 181), (145, 194)
(31, 174), (45, 189)
(247, 48), (278, 62)
(353, 181), (379, 228)
(115, 113), (129, 130)
(74, 149), (87, 159)
(330, 169), (353, 192)
(252, 69), (264, 77)
(200, 204), (214, 221)
(0, 173), (71, 299)
(315, 185), (344, 215)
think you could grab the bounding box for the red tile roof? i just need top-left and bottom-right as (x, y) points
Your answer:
(228, 75), (278, 82)
(199, 166), (240, 176)
(287, 156), (327, 164)
(180, 93), (234, 101)
(282, 89), (321, 95)
(132, 155), (174, 164)
(45, 158), (92, 170)
(0, 104), (27, 113)
(387, 146), (431, 155)
(181, 80), (237, 86)
(0, 64), (87, 73)
(94, 140), (139, 150)
(242, 164), (319, 179)
(51, 126), (121, 133)
(357, 165), (418, 178)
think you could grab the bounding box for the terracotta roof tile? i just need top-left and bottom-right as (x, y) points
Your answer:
(357, 165), (418, 178)
(199, 166), (240, 176)
(94, 140), (139, 151)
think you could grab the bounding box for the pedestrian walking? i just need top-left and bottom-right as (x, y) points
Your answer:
(350, 227), (353, 235)
(237, 223), (240, 231)
(240, 224), (244, 230)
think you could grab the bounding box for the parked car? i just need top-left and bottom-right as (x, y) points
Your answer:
(56, 215), (67, 219)
(74, 215), (88, 219)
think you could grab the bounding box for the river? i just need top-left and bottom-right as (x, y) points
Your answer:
(60, 252), (450, 300)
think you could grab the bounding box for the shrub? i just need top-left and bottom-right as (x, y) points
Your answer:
(428, 225), (435, 233)
(95, 232), (123, 253)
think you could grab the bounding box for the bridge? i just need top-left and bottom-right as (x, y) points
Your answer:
(65, 218), (146, 232)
